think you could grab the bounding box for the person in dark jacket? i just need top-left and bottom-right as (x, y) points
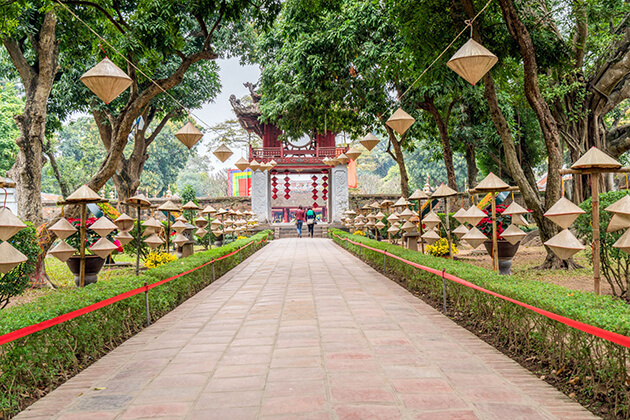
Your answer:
(305, 207), (316, 238)
(295, 205), (305, 238)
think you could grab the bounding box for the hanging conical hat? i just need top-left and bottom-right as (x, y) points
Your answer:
(0, 208), (26, 242)
(503, 201), (528, 215)
(249, 160), (261, 171)
(387, 213), (399, 222)
(235, 157), (250, 171)
(366, 220), (376, 228)
(544, 229), (585, 260)
(605, 195), (630, 215)
(606, 213), (630, 232)
(354, 221), (364, 227)
(182, 201), (200, 211)
(409, 189), (429, 200)
(345, 147), (361, 161)
(461, 206), (487, 226)
(453, 224), (469, 239)
(431, 184), (457, 198)
(175, 121), (203, 149)
(388, 225), (400, 234)
(360, 133), (380, 151)
(571, 147), (621, 170)
(462, 227), (488, 249)
(452, 208), (468, 224)
(210, 218), (222, 227)
(113, 213), (134, 232)
(0, 242), (28, 274)
(423, 211), (442, 229)
(446, 38), (498, 86)
(143, 217), (163, 235)
(49, 240), (76, 263)
(66, 185), (101, 203)
(201, 205), (217, 215)
(375, 221), (386, 229)
(144, 233), (164, 250)
(172, 220), (187, 234)
(399, 208), (415, 220)
(90, 237), (118, 259)
(114, 230), (134, 246)
(175, 215), (187, 222)
(375, 211), (386, 219)
(173, 233), (188, 247)
(90, 217), (117, 237)
(613, 228), (630, 254)
(213, 144), (233, 163)
(80, 58), (132, 104)
(49, 218), (77, 240)
(127, 193), (151, 207)
(512, 214), (529, 226)
(224, 226), (234, 234)
(544, 197), (585, 229)
(401, 220), (416, 233)
(500, 224), (527, 245)
(194, 217), (209, 228)
(212, 230), (223, 236)
(386, 108), (415, 135)
(475, 172), (510, 191)
(195, 227), (208, 238)
(336, 153), (349, 165)
(421, 229), (440, 245)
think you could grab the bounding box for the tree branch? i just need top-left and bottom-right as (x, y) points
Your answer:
(2, 39), (35, 90)
(61, 0), (127, 34)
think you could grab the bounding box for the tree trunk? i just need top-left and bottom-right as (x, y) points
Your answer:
(384, 125), (410, 197)
(465, 142), (478, 189)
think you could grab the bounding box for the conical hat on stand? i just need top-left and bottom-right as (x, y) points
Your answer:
(80, 58), (132, 104)
(475, 172), (510, 191)
(431, 184), (457, 198)
(114, 213), (135, 232)
(386, 108), (415, 135)
(158, 200), (180, 212)
(380, 200), (394, 208)
(453, 224), (469, 239)
(49, 240), (77, 262)
(605, 195), (630, 215)
(421, 229), (440, 245)
(370, 201), (381, 209)
(0, 241), (28, 274)
(544, 229), (585, 260)
(144, 233), (164, 250)
(175, 121), (203, 149)
(423, 211), (441, 229)
(446, 38), (498, 86)
(182, 201), (200, 211)
(90, 217), (117, 237)
(202, 205), (217, 215)
(90, 238), (118, 259)
(544, 197), (585, 229)
(500, 224), (527, 245)
(375, 211), (386, 219)
(571, 147), (621, 170)
(49, 218), (77, 240)
(359, 133), (380, 151)
(0, 208), (26, 241)
(613, 229), (630, 254)
(66, 185), (101, 203)
(607, 213), (630, 233)
(195, 227), (208, 238)
(115, 230), (134, 246)
(462, 227), (487, 249)
(393, 197), (411, 207)
(172, 220), (187, 234)
(127, 193), (151, 207)
(399, 208), (415, 220)
(503, 201), (528, 215)
(409, 189), (429, 200)
(175, 215), (187, 223)
(211, 219), (222, 227)
(173, 234), (188, 247)
(401, 220), (416, 233)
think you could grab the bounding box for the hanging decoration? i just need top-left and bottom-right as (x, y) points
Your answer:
(311, 175), (318, 204)
(345, 147), (361, 161)
(447, 38), (498, 86)
(359, 133), (380, 151)
(235, 157), (250, 171)
(0, 206), (28, 274)
(271, 171), (279, 200)
(175, 121), (204, 149)
(213, 144), (233, 163)
(249, 160), (261, 172)
(80, 57), (132, 104)
(284, 171), (291, 200)
(386, 108), (415, 135)
(336, 153), (349, 165)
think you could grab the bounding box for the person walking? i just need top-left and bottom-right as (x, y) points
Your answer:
(305, 207), (316, 238)
(295, 205), (306, 238)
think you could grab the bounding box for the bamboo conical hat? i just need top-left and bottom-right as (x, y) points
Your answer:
(386, 108), (415, 135)
(212, 230), (223, 236)
(462, 206), (487, 226)
(194, 217), (209, 228)
(366, 220), (376, 228)
(234, 157), (250, 171)
(0, 241), (28, 274)
(175, 121), (203, 149)
(213, 144), (233, 163)
(143, 217), (163, 235)
(375, 211), (386, 219)
(605, 195), (630, 215)
(571, 147), (621, 170)
(157, 200), (180, 212)
(175, 215), (187, 223)
(80, 58), (132, 104)
(0, 208), (26, 241)
(127, 193), (151, 207)
(49, 218), (77, 240)
(453, 224), (469, 239)
(380, 200), (394, 207)
(503, 201), (528, 215)
(172, 220), (187, 234)
(387, 213), (400, 222)
(182, 201), (200, 211)
(500, 224), (527, 245)
(475, 172), (510, 191)
(462, 226), (487, 249)
(544, 229), (585, 260)
(224, 226), (234, 234)
(114, 230), (134, 246)
(392, 197), (410, 207)
(173, 233), (188, 247)
(544, 197), (585, 229)
(606, 213), (630, 233)
(210, 218), (222, 227)
(452, 208), (468, 224)
(446, 38), (498, 86)
(113, 213), (135, 232)
(360, 133), (380, 151)
(388, 225), (400, 234)
(49, 240), (76, 263)
(612, 228), (630, 254)
(399, 208), (415, 220)
(375, 221), (386, 229)
(421, 229), (441, 245)
(345, 147), (361, 161)
(90, 237), (118, 259)
(195, 227), (208, 238)
(336, 153), (349, 165)
(249, 160), (261, 171)
(401, 220), (417, 232)
(90, 217), (117, 237)
(512, 214), (529, 226)
(354, 221), (364, 227)
(409, 189), (429, 200)
(144, 233), (164, 250)
(66, 184), (101, 203)
(201, 205), (217, 215)
(369, 201), (381, 209)
(431, 184), (457, 198)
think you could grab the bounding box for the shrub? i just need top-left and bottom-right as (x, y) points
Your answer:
(145, 251), (177, 269)
(352, 230), (366, 236)
(0, 222), (39, 309)
(426, 237), (458, 257)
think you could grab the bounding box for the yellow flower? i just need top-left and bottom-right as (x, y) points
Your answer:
(146, 251), (177, 269)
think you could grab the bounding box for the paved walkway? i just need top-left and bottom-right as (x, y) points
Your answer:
(17, 239), (596, 419)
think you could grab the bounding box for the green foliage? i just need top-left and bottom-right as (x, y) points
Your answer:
(0, 222), (39, 309)
(0, 230), (273, 417)
(0, 82), (22, 176)
(180, 184), (198, 222)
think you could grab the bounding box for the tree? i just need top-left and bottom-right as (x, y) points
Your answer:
(0, 81), (22, 176)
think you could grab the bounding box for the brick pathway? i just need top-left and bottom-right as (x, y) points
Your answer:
(16, 239), (597, 419)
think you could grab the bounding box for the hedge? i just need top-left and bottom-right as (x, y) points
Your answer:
(330, 228), (630, 418)
(0, 230), (272, 418)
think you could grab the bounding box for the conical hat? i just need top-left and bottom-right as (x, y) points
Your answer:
(380, 200), (393, 207)
(375, 212), (386, 219)
(409, 189), (429, 200)
(336, 153), (349, 165)
(462, 206), (487, 226)
(366, 220), (376, 228)
(201, 205), (217, 215)
(345, 147), (361, 161)
(143, 217), (163, 235)
(544, 197), (585, 229)
(175, 121), (203, 149)
(144, 233), (164, 250)
(90, 238), (118, 259)
(0, 241), (28, 274)
(453, 224), (469, 239)
(224, 226), (234, 233)
(500, 224), (527, 245)
(213, 144), (233, 163)
(431, 184), (457, 198)
(173, 233), (189, 247)
(446, 38), (498, 86)
(175, 215), (187, 222)
(386, 108), (415, 135)
(605, 195), (630, 215)
(392, 197), (410, 207)
(544, 229), (585, 260)
(399, 208), (415, 220)
(195, 227), (208, 238)
(182, 201), (200, 210)
(401, 220), (416, 232)
(172, 220), (187, 234)
(49, 218), (77, 240)
(613, 228), (630, 254)
(388, 225), (400, 234)
(212, 230), (223, 236)
(370, 201), (381, 209)
(249, 160), (261, 171)
(157, 200), (180, 212)
(90, 217), (117, 237)
(66, 185), (101, 203)
(421, 229), (440, 245)
(571, 147), (621, 170)
(127, 193), (151, 207)
(475, 172), (510, 191)
(387, 213), (399, 222)
(360, 133), (380, 151)
(606, 213), (630, 232)
(452, 208), (468, 224)
(512, 214), (529, 226)
(114, 230), (134, 246)
(0, 207), (26, 242)
(235, 157), (250, 171)
(114, 213), (135, 232)
(375, 221), (386, 229)
(194, 217), (209, 228)
(423, 211), (441, 229)
(462, 226), (487, 249)
(80, 58), (132, 104)
(49, 240), (76, 263)
(503, 201), (528, 215)
(210, 218), (222, 227)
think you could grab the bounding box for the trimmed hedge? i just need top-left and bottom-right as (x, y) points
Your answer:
(0, 230), (272, 418)
(330, 229), (630, 418)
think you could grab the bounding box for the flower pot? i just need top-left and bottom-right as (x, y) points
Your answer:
(66, 255), (106, 287)
(483, 240), (520, 275)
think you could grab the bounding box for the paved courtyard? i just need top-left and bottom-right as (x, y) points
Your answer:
(16, 238), (597, 419)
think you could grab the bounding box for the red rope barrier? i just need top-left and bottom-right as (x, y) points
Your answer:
(334, 234), (630, 349)
(0, 238), (268, 346)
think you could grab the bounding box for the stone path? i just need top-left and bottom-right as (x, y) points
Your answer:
(16, 238), (597, 419)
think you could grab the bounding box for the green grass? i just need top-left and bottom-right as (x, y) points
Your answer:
(46, 253), (139, 288)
